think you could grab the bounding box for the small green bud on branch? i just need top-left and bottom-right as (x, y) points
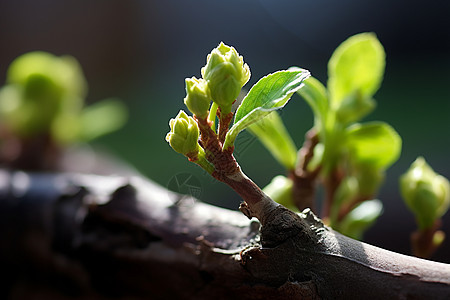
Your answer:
(401, 157), (450, 258)
(201, 42), (250, 115)
(166, 42), (309, 228)
(184, 77), (211, 119)
(400, 157), (450, 230)
(166, 110), (200, 157)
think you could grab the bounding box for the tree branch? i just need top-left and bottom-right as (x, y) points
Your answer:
(1, 170), (449, 299)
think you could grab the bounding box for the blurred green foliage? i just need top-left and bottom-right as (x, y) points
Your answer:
(0, 51), (127, 146)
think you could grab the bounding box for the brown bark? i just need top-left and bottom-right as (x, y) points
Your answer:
(1, 170), (449, 299)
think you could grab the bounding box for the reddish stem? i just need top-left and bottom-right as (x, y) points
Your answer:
(0, 127), (62, 171)
(411, 220), (444, 259)
(217, 109), (233, 145)
(194, 115), (276, 221)
(291, 129), (320, 213)
(322, 167), (344, 219)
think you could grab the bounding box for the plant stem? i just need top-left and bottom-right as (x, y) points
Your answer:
(411, 219), (445, 259)
(215, 165), (279, 223)
(187, 148), (215, 175)
(322, 167), (343, 220)
(290, 129), (320, 213)
(217, 109), (233, 145)
(195, 115), (279, 223)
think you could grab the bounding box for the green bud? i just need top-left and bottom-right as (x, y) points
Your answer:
(400, 157), (450, 229)
(166, 110), (200, 156)
(184, 77), (211, 119)
(201, 42), (250, 113)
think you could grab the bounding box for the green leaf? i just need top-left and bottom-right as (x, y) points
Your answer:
(337, 199), (383, 240)
(262, 175), (297, 211)
(51, 111), (82, 144)
(7, 51), (87, 99)
(296, 76), (328, 132)
(223, 69), (310, 149)
(330, 176), (359, 225)
(335, 92), (376, 125)
(248, 112), (297, 170)
(328, 32), (385, 108)
(345, 121), (401, 169)
(354, 164), (385, 198)
(80, 98), (128, 141)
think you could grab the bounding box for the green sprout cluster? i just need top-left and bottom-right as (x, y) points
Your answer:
(167, 35), (449, 256)
(0, 51), (127, 145)
(166, 42), (252, 160)
(248, 33), (449, 246)
(166, 42), (310, 177)
(252, 33), (400, 239)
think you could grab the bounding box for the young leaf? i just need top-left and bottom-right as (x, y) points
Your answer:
(335, 92), (376, 125)
(328, 32), (385, 108)
(79, 98), (128, 141)
(330, 176), (359, 225)
(345, 121), (401, 169)
(354, 164), (385, 198)
(223, 69), (310, 149)
(262, 175), (297, 211)
(296, 76), (328, 133)
(248, 111), (297, 170)
(337, 199), (383, 240)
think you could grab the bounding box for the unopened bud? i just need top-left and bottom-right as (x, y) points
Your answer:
(201, 42), (250, 113)
(400, 157), (450, 229)
(166, 110), (200, 156)
(184, 77), (211, 119)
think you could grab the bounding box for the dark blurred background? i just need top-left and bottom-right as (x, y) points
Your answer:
(1, 0), (449, 262)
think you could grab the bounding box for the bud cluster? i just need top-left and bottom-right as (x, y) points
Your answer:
(167, 42), (251, 164)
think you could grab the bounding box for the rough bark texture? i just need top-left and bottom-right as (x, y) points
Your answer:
(1, 170), (450, 299)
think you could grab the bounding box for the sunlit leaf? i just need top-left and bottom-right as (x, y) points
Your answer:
(263, 175), (296, 211)
(223, 69), (310, 149)
(296, 76), (328, 132)
(80, 98), (128, 141)
(248, 112), (297, 170)
(345, 121), (401, 169)
(328, 33), (385, 108)
(330, 176), (359, 224)
(338, 199), (383, 240)
(335, 92), (376, 124)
